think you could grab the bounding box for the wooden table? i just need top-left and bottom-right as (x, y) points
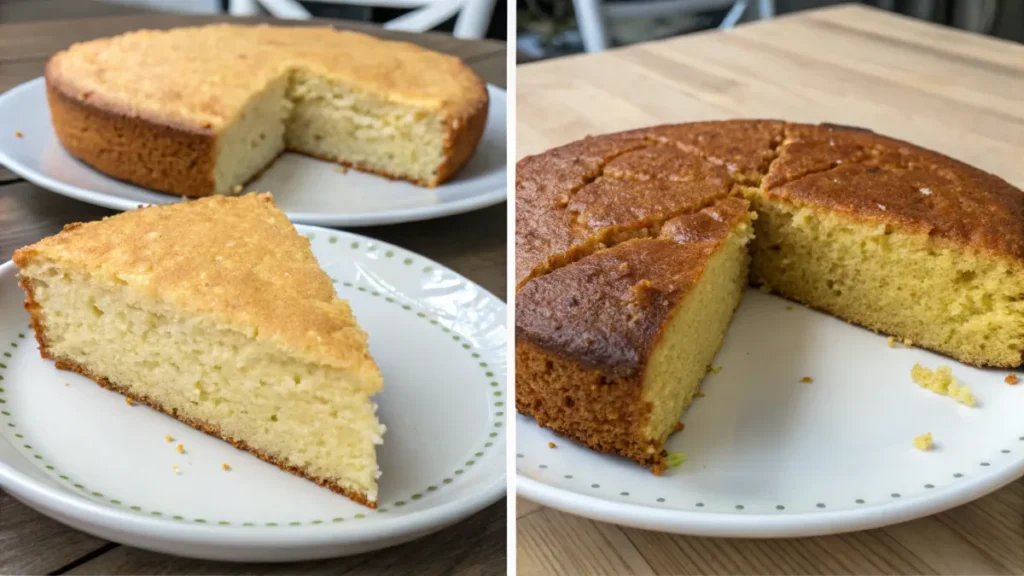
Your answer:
(0, 3), (507, 574)
(516, 4), (1024, 575)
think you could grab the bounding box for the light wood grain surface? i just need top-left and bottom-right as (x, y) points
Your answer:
(516, 4), (1024, 575)
(0, 2), (506, 574)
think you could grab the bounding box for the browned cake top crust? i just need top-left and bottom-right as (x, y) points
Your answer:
(516, 120), (1024, 289)
(13, 193), (381, 380)
(46, 24), (487, 132)
(516, 197), (751, 378)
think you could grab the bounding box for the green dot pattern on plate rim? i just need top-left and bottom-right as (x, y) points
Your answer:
(0, 237), (505, 526)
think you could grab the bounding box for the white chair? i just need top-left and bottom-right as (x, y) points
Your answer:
(573, 0), (775, 52)
(228, 0), (497, 39)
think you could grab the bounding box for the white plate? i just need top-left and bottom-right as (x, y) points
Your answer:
(0, 78), (507, 227)
(517, 289), (1024, 538)
(0, 225), (506, 561)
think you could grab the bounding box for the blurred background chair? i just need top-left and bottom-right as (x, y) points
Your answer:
(573, 0), (773, 52)
(228, 0), (497, 38)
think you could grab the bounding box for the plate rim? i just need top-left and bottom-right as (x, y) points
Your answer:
(518, 403), (1024, 538)
(0, 223), (507, 550)
(0, 78), (508, 227)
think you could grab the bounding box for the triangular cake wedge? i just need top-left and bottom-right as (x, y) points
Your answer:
(13, 193), (384, 507)
(516, 197), (754, 472)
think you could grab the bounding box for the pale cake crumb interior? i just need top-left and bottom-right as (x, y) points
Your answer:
(642, 222), (754, 446)
(21, 262), (384, 503)
(749, 195), (1024, 367)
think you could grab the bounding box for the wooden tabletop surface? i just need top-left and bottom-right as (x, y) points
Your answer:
(516, 4), (1024, 575)
(0, 2), (507, 574)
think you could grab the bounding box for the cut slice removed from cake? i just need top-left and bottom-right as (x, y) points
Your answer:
(515, 197), (754, 472)
(13, 193), (384, 507)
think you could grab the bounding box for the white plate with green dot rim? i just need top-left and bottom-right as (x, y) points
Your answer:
(517, 290), (1024, 537)
(0, 225), (506, 561)
(0, 79), (507, 227)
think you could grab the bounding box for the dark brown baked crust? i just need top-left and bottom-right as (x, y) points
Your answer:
(18, 276), (376, 509)
(46, 70), (219, 198)
(515, 198), (751, 470)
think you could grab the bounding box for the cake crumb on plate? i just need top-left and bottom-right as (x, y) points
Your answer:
(222, 463), (232, 471)
(800, 376), (813, 383)
(911, 364), (976, 406)
(125, 397), (133, 406)
(14, 131), (22, 138)
(1006, 374), (1019, 385)
(887, 336), (896, 348)
(176, 443), (185, 454)
(913, 432), (933, 451)
(547, 442), (557, 449)
(165, 435), (174, 442)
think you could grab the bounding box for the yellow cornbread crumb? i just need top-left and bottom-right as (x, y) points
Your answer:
(887, 336), (896, 348)
(15, 131), (23, 138)
(125, 397), (133, 406)
(164, 435), (174, 442)
(548, 442), (557, 449)
(913, 432), (933, 451)
(1006, 374), (1019, 385)
(232, 184), (243, 194)
(708, 365), (723, 374)
(911, 364), (976, 406)
(172, 464), (181, 475)
(800, 376), (812, 383)
(176, 443), (185, 454)
(222, 463), (231, 471)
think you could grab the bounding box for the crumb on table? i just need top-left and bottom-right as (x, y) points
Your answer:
(125, 397), (133, 406)
(172, 464), (181, 475)
(232, 184), (243, 194)
(800, 376), (812, 383)
(887, 336), (896, 348)
(14, 131), (23, 138)
(1006, 374), (1019, 385)
(547, 441), (557, 449)
(222, 463), (231, 471)
(176, 443), (185, 454)
(911, 363), (976, 406)
(913, 432), (933, 451)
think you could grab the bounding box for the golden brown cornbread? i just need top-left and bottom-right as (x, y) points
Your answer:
(46, 24), (488, 195)
(516, 120), (1024, 470)
(517, 197), (754, 470)
(14, 193), (385, 506)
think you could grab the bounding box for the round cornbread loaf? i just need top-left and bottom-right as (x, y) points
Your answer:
(516, 120), (1024, 470)
(46, 24), (489, 196)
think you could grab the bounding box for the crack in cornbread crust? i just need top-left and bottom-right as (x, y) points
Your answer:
(45, 24), (489, 195)
(19, 277), (375, 507)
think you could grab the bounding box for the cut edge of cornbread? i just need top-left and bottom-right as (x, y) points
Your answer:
(515, 201), (755, 472)
(748, 192), (1024, 368)
(13, 195), (385, 506)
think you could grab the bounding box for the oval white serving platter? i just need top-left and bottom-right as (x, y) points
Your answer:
(0, 78), (507, 227)
(517, 289), (1024, 538)
(0, 225), (506, 561)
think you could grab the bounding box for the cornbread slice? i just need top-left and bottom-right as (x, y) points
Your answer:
(13, 193), (384, 507)
(516, 198), (754, 471)
(46, 24), (488, 196)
